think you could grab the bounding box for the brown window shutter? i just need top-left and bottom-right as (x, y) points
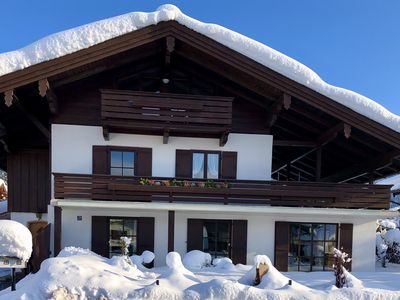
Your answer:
(136, 148), (152, 176)
(274, 221), (289, 271)
(176, 150), (192, 178)
(221, 151), (237, 179)
(339, 223), (353, 271)
(137, 217), (155, 254)
(231, 220), (247, 264)
(93, 146), (109, 174)
(91, 216), (109, 257)
(187, 219), (204, 252)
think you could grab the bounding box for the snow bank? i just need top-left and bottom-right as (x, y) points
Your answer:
(131, 250), (155, 271)
(0, 5), (399, 132)
(57, 246), (99, 258)
(182, 250), (212, 269)
(0, 220), (32, 261)
(212, 257), (236, 271)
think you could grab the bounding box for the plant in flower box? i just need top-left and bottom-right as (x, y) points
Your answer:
(197, 181), (205, 188)
(205, 179), (216, 188)
(183, 180), (191, 187)
(162, 180), (171, 187)
(139, 178), (150, 185)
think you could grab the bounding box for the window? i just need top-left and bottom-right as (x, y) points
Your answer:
(109, 218), (137, 257)
(288, 223), (337, 272)
(192, 152), (220, 179)
(110, 150), (135, 176)
(202, 220), (231, 259)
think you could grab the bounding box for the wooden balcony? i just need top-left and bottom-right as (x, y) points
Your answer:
(101, 90), (233, 145)
(53, 173), (391, 209)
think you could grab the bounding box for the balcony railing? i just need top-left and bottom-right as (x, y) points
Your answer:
(53, 173), (391, 209)
(101, 90), (233, 145)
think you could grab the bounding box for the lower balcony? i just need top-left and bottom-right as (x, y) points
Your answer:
(53, 173), (391, 209)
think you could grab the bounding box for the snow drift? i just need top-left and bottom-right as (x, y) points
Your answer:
(0, 4), (399, 133)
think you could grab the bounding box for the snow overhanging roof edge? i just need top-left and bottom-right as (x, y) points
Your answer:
(0, 4), (400, 134)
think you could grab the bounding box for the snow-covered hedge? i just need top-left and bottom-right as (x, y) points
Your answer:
(376, 218), (400, 265)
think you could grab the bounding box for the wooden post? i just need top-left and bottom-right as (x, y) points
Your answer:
(316, 148), (322, 181)
(11, 268), (16, 291)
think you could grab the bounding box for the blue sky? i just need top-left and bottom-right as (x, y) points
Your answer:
(1, 0), (399, 114)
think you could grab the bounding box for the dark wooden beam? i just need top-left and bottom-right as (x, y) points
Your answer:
(13, 95), (50, 140)
(220, 132), (229, 147)
(103, 127), (110, 141)
(316, 147), (322, 181)
(273, 140), (316, 147)
(163, 129), (169, 144)
(4, 90), (13, 107)
(266, 98), (283, 128)
(39, 79), (58, 114)
(283, 93), (291, 110)
(321, 149), (400, 183)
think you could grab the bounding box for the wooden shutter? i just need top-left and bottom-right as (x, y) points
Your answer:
(221, 151), (237, 179)
(137, 217), (155, 254)
(136, 148), (152, 176)
(176, 150), (192, 178)
(91, 216), (109, 257)
(274, 222), (289, 271)
(187, 219), (204, 251)
(92, 146), (109, 174)
(339, 223), (353, 271)
(231, 220), (247, 264)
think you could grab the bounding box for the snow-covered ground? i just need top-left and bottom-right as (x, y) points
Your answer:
(0, 248), (399, 300)
(1, 5), (400, 133)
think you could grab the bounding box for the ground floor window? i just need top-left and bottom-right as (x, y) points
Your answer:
(202, 220), (231, 259)
(109, 218), (137, 257)
(288, 223), (337, 271)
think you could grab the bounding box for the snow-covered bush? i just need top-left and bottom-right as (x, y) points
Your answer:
(333, 248), (352, 288)
(182, 250), (212, 269)
(0, 220), (32, 261)
(376, 218), (400, 266)
(131, 250), (155, 270)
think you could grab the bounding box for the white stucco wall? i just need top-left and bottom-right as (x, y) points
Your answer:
(51, 124), (273, 187)
(59, 204), (377, 271)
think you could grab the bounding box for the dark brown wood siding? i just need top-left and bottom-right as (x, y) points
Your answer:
(231, 220), (247, 264)
(187, 219), (204, 251)
(176, 150), (192, 178)
(7, 150), (50, 213)
(339, 223), (353, 271)
(54, 206), (62, 256)
(221, 151), (237, 179)
(137, 217), (155, 254)
(274, 221), (289, 271)
(91, 216), (109, 257)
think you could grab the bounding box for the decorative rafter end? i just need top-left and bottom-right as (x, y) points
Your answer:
(38, 78), (49, 97)
(4, 90), (14, 107)
(344, 124), (351, 139)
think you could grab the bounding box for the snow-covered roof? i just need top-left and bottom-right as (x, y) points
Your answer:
(1, 4), (400, 133)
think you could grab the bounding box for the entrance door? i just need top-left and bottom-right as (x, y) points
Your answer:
(203, 220), (231, 259)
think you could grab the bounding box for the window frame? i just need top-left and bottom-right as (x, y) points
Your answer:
(288, 222), (338, 272)
(109, 217), (138, 258)
(107, 146), (141, 177)
(191, 150), (221, 179)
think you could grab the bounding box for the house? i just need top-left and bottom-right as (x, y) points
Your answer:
(0, 5), (399, 272)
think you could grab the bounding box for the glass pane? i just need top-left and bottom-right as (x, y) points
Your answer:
(111, 168), (122, 176)
(325, 224), (337, 241)
(313, 242), (324, 257)
(207, 154), (219, 179)
(111, 151), (122, 167)
(300, 224), (312, 241)
(192, 153), (205, 178)
(300, 242), (311, 257)
(123, 168), (134, 176)
(312, 224), (325, 240)
(290, 224), (300, 241)
(123, 152), (134, 168)
(288, 256), (298, 271)
(324, 255), (335, 271)
(313, 257), (324, 271)
(124, 219), (137, 236)
(109, 219), (124, 257)
(299, 257), (311, 271)
(325, 242), (336, 255)
(289, 242), (299, 257)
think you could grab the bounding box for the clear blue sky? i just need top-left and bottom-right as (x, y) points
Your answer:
(1, 0), (399, 114)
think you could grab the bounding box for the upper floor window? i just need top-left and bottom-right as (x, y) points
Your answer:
(192, 152), (220, 179)
(110, 151), (135, 176)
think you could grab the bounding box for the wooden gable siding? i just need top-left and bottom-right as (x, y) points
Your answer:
(7, 150), (50, 213)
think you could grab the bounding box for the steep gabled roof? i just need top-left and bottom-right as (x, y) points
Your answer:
(0, 4), (399, 137)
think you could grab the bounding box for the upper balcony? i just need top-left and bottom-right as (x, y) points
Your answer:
(101, 89), (233, 146)
(53, 173), (391, 210)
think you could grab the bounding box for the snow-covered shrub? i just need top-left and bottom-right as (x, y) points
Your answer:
(120, 236), (132, 265)
(333, 248), (352, 288)
(182, 250), (212, 269)
(0, 220), (32, 261)
(376, 218), (400, 266)
(131, 250), (155, 270)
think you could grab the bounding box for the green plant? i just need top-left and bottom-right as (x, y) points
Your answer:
(205, 179), (216, 188)
(171, 179), (184, 187)
(139, 178), (150, 185)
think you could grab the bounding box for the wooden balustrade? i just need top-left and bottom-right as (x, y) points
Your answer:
(53, 173), (391, 209)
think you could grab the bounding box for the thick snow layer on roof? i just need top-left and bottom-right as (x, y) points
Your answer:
(0, 5), (399, 133)
(0, 220), (32, 261)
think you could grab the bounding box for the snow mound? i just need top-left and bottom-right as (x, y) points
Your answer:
(158, 252), (200, 290)
(213, 257), (236, 271)
(239, 255), (308, 290)
(344, 270), (363, 289)
(0, 5), (399, 133)
(0, 220), (32, 261)
(58, 246), (99, 258)
(383, 229), (400, 246)
(182, 250), (212, 269)
(131, 250), (155, 271)
(108, 255), (139, 272)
